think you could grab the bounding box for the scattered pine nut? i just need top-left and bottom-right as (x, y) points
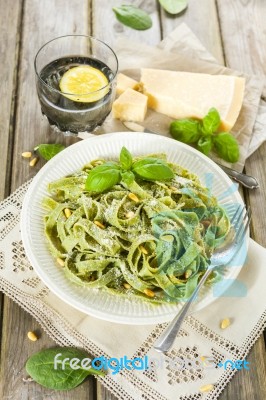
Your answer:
(64, 208), (72, 218)
(199, 384), (214, 393)
(220, 318), (231, 329)
(185, 269), (192, 279)
(139, 245), (148, 255)
(162, 234), (174, 242)
(22, 151), (32, 158)
(56, 258), (65, 267)
(128, 193), (139, 202)
(94, 220), (105, 229)
(29, 157), (38, 167)
(123, 283), (131, 289)
(27, 331), (38, 342)
(125, 211), (135, 219)
(170, 186), (178, 192)
(144, 288), (155, 298)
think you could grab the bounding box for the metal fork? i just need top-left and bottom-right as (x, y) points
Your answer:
(154, 205), (251, 353)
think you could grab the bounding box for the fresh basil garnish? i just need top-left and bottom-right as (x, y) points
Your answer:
(120, 146), (133, 170)
(169, 107), (240, 163)
(170, 119), (201, 143)
(121, 170), (135, 185)
(197, 136), (213, 156)
(132, 158), (174, 181)
(112, 5), (152, 30)
(85, 162), (121, 193)
(159, 0), (188, 15)
(213, 132), (240, 163)
(202, 108), (221, 135)
(34, 144), (65, 160)
(26, 347), (104, 390)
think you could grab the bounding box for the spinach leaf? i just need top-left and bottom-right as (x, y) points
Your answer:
(213, 132), (240, 163)
(26, 347), (104, 390)
(35, 144), (65, 160)
(159, 0), (188, 15)
(85, 162), (121, 193)
(197, 136), (213, 155)
(112, 5), (152, 30)
(133, 158), (174, 181)
(170, 119), (201, 143)
(120, 146), (133, 170)
(202, 108), (221, 135)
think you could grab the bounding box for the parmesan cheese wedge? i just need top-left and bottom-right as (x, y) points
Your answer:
(140, 69), (245, 130)
(112, 88), (148, 122)
(116, 73), (139, 95)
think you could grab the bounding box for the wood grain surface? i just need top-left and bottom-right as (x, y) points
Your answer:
(0, 0), (265, 399)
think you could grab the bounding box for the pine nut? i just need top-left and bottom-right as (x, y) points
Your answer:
(94, 220), (105, 229)
(185, 269), (192, 279)
(29, 157), (38, 167)
(27, 331), (38, 342)
(144, 288), (155, 298)
(170, 186), (178, 192)
(22, 151), (32, 158)
(162, 235), (174, 242)
(64, 208), (72, 218)
(199, 384), (214, 393)
(123, 283), (131, 289)
(125, 211), (135, 219)
(220, 318), (231, 329)
(139, 245), (148, 255)
(56, 258), (65, 267)
(128, 193), (139, 202)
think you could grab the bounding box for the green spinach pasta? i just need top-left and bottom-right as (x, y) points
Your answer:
(42, 150), (230, 304)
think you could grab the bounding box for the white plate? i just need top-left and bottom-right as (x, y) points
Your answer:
(21, 132), (247, 324)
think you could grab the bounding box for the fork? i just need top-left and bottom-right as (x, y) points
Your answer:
(153, 205), (251, 353)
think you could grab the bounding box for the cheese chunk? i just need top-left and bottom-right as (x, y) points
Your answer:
(112, 88), (148, 122)
(140, 69), (245, 130)
(116, 73), (139, 95)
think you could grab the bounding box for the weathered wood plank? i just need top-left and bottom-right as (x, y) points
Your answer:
(92, 0), (161, 48)
(160, 0), (224, 64)
(0, 0), (95, 399)
(217, 0), (266, 97)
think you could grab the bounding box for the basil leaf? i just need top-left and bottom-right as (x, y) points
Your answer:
(26, 347), (104, 390)
(120, 146), (133, 170)
(159, 0), (188, 15)
(132, 158), (174, 181)
(121, 170), (135, 185)
(170, 119), (201, 143)
(85, 162), (121, 193)
(35, 144), (65, 160)
(202, 108), (221, 135)
(112, 5), (152, 30)
(213, 132), (240, 163)
(197, 136), (213, 156)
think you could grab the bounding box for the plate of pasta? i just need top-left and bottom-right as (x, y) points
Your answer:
(21, 132), (247, 324)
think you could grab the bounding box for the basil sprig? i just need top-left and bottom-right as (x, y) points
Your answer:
(34, 143), (65, 160)
(26, 347), (104, 391)
(159, 0), (188, 15)
(112, 5), (152, 30)
(170, 107), (240, 163)
(85, 147), (174, 193)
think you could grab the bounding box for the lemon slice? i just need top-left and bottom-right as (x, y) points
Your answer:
(59, 65), (109, 103)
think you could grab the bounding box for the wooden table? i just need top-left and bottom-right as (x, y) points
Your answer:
(0, 1), (265, 399)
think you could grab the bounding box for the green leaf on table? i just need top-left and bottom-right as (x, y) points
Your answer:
(159, 0), (188, 15)
(202, 108), (221, 135)
(170, 119), (201, 143)
(132, 158), (174, 181)
(197, 136), (213, 156)
(112, 5), (152, 30)
(85, 162), (121, 193)
(26, 347), (104, 391)
(35, 144), (65, 160)
(213, 132), (240, 163)
(120, 146), (133, 170)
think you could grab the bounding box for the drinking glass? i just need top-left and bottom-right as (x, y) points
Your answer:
(34, 35), (118, 135)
